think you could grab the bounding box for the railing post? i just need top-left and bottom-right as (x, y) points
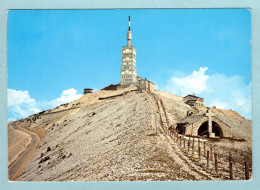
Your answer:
(214, 153), (218, 173)
(204, 142), (206, 157)
(198, 147), (201, 161)
(188, 139), (190, 153)
(207, 150), (209, 167)
(229, 152), (233, 180)
(180, 136), (182, 146)
(245, 161), (249, 180)
(184, 138), (186, 148)
(210, 144), (213, 161)
(192, 137), (195, 156)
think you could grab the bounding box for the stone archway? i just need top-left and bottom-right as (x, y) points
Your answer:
(197, 120), (223, 137)
(212, 121), (223, 137)
(183, 116), (232, 137)
(198, 121), (208, 136)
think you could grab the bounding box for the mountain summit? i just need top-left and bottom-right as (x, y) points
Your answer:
(8, 87), (251, 181)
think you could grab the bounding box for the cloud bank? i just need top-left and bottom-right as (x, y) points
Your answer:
(165, 67), (251, 119)
(8, 88), (82, 122)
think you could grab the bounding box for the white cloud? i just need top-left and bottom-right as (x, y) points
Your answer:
(8, 88), (82, 122)
(8, 89), (36, 107)
(47, 88), (83, 107)
(8, 89), (41, 121)
(166, 67), (209, 96)
(163, 67), (252, 119)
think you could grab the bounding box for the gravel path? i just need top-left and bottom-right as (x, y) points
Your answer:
(8, 123), (40, 180)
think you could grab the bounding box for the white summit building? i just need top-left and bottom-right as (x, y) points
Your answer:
(120, 16), (137, 85)
(119, 16), (154, 92)
(102, 16), (154, 92)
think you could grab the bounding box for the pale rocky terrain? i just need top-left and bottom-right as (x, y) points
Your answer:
(8, 126), (31, 166)
(8, 87), (252, 181)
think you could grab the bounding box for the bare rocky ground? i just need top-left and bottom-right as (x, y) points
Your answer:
(8, 125), (32, 166)
(8, 87), (252, 181)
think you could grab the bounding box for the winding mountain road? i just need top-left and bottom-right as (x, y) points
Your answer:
(8, 123), (40, 181)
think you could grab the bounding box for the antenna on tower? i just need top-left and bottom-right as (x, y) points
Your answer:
(128, 15), (131, 31)
(127, 14), (132, 47)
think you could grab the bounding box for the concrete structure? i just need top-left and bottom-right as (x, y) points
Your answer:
(183, 94), (204, 107)
(176, 110), (232, 138)
(137, 77), (154, 92)
(84, 88), (93, 94)
(118, 16), (155, 92)
(120, 16), (137, 86)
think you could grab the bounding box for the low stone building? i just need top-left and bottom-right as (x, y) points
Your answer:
(183, 94), (204, 107)
(136, 77), (154, 92)
(176, 110), (232, 138)
(84, 88), (93, 94)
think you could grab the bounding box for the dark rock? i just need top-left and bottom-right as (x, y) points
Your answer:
(39, 156), (50, 164)
(40, 153), (44, 158)
(47, 147), (51, 152)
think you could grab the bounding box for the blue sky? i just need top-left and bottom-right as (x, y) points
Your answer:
(7, 9), (251, 121)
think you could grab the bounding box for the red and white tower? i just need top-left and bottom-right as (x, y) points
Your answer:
(127, 16), (132, 47)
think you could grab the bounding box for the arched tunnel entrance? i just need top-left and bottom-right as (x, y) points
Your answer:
(198, 121), (223, 137)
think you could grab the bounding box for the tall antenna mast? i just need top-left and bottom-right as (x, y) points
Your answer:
(129, 16), (131, 30)
(127, 15), (132, 47)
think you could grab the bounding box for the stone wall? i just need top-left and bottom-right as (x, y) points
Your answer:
(136, 78), (154, 92)
(185, 116), (232, 137)
(117, 79), (154, 92)
(148, 81), (154, 92)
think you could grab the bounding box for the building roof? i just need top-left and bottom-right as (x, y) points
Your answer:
(177, 114), (231, 129)
(84, 88), (93, 90)
(183, 94), (204, 100)
(137, 76), (154, 84)
(137, 76), (145, 80)
(177, 115), (205, 127)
